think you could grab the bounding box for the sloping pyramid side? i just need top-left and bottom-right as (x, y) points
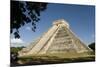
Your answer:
(18, 19), (92, 57)
(18, 24), (59, 56)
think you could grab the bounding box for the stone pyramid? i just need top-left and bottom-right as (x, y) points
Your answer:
(18, 19), (92, 57)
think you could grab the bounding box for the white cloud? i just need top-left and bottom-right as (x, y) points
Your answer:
(26, 27), (31, 31)
(11, 38), (25, 47)
(11, 38), (24, 44)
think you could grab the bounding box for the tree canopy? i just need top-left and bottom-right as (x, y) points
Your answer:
(11, 0), (48, 38)
(88, 42), (95, 51)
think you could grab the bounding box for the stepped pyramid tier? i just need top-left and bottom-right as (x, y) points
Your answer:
(18, 19), (93, 57)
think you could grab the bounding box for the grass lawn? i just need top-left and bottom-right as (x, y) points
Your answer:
(11, 52), (95, 66)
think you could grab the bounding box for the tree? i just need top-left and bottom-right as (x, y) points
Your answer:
(88, 42), (95, 51)
(11, 0), (48, 38)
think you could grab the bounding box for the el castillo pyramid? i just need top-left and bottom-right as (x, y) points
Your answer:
(18, 19), (93, 58)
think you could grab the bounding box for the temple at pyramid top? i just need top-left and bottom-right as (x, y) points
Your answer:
(53, 19), (69, 28)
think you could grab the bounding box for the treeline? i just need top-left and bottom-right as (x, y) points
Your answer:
(88, 42), (95, 52)
(11, 46), (25, 53)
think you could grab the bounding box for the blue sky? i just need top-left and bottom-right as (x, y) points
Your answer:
(11, 3), (95, 47)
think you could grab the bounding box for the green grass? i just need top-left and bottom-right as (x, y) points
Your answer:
(12, 55), (95, 66)
(10, 47), (95, 66)
(11, 52), (95, 66)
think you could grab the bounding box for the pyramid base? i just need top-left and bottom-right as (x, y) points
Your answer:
(18, 51), (94, 58)
(16, 52), (95, 66)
